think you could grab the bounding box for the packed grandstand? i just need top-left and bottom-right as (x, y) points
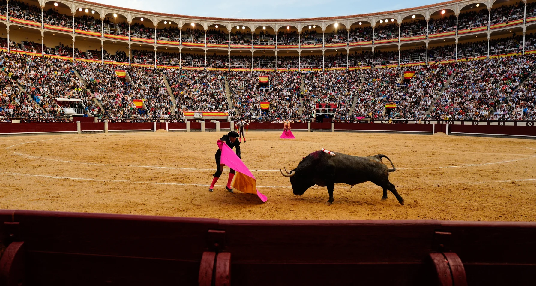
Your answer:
(0, 0), (535, 122)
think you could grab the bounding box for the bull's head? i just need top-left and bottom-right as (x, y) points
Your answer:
(280, 167), (313, 196)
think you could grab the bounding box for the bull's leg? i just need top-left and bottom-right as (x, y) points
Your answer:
(327, 182), (335, 204)
(382, 188), (388, 200)
(387, 183), (404, 205)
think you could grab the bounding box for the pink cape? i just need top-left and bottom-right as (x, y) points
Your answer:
(280, 129), (295, 139)
(220, 144), (267, 202)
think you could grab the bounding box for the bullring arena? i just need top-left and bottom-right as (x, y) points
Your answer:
(1, 130), (536, 221)
(2, 0), (536, 284)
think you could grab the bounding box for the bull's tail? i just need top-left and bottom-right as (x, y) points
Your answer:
(377, 154), (396, 172)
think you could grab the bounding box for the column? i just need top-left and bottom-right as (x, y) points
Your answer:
(298, 50), (301, 71)
(101, 39), (104, 63)
(398, 23), (401, 66)
(154, 47), (157, 68)
(487, 8), (491, 58)
(41, 31), (44, 55)
(72, 36), (75, 60)
(523, 2), (527, 54)
(322, 49), (325, 71)
(346, 48), (349, 70)
(275, 50), (278, 69)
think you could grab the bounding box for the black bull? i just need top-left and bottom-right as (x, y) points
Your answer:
(280, 150), (404, 205)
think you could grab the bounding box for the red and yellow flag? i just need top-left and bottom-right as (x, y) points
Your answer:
(260, 102), (270, 110)
(133, 99), (144, 108)
(404, 71), (415, 79)
(385, 103), (397, 109)
(403, 71), (415, 79)
(115, 70), (126, 78)
(259, 75), (269, 84)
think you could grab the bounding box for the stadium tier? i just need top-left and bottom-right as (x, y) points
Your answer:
(0, 0), (535, 122)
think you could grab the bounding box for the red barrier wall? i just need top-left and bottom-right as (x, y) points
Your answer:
(0, 123), (77, 133)
(450, 124), (536, 137)
(1, 210), (535, 286)
(168, 122), (187, 130)
(335, 122), (435, 133)
(0, 122), (534, 137)
(108, 122), (153, 131)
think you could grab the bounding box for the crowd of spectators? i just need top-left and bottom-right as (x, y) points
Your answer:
(181, 28), (205, 44)
(75, 15), (102, 33)
(374, 22), (399, 41)
(44, 7), (73, 29)
(277, 56), (299, 69)
(157, 26), (181, 42)
(428, 44), (456, 62)
(229, 55), (251, 68)
(277, 31), (299, 45)
(132, 50), (154, 65)
(130, 22), (154, 39)
(490, 2), (524, 25)
(157, 51), (180, 66)
(349, 51), (374, 67)
(400, 48), (426, 64)
(0, 0), (6, 16)
(103, 50), (128, 62)
(300, 54), (323, 69)
(165, 69), (228, 113)
(325, 29), (348, 44)
(207, 54), (229, 68)
(431, 55), (535, 120)
(1, 40), (536, 122)
(253, 55), (275, 69)
(182, 53), (205, 67)
(230, 30), (252, 45)
(228, 71), (303, 121)
(253, 31), (276, 45)
(490, 35), (523, 55)
(458, 8), (489, 30)
(45, 43), (73, 57)
(9, 0), (40, 23)
(400, 19), (427, 38)
(207, 29), (228, 44)
(325, 53), (347, 68)
(301, 30), (322, 45)
(103, 18), (129, 36)
(348, 26), (373, 42)
(457, 40), (488, 58)
(428, 15), (457, 35)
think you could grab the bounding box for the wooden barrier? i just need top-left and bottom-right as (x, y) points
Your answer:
(0, 122), (534, 137)
(1, 211), (535, 286)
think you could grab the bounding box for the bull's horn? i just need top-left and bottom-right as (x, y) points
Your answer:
(280, 167), (295, 177)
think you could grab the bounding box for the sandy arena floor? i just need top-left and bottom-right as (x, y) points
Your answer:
(0, 131), (535, 221)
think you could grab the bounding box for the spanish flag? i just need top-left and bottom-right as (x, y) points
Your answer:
(403, 71), (415, 79)
(385, 103), (397, 108)
(133, 99), (144, 109)
(220, 143), (267, 202)
(259, 75), (269, 84)
(260, 101), (270, 110)
(115, 70), (127, 78)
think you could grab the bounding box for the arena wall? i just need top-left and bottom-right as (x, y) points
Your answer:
(0, 210), (535, 286)
(1, 122), (535, 137)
